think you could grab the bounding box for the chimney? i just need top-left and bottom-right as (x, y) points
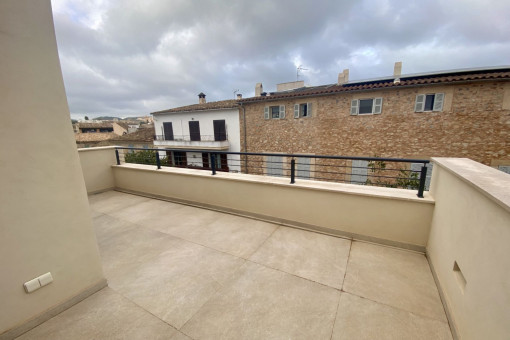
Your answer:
(255, 83), (263, 97)
(338, 69), (349, 85)
(236, 93), (242, 99)
(198, 92), (206, 104)
(260, 92), (267, 97)
(393, 61), (402, 78)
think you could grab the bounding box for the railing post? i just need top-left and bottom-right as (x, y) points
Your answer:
(290, 158), (296, 184)
(211, 153), (216, 175)
(417, 165), (428, 198)
(115, 149), (120, 165)
(156, 151), (161, 169)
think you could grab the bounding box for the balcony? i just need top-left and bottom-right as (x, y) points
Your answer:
(8, 146), (508, 339)
(154, 134), (230, 150)
(17, 190), (451, 339)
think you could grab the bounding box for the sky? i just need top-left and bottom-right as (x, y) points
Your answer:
(51, 0), (510, 120)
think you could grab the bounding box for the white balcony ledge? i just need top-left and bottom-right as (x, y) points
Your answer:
(154, 139), (230, 150)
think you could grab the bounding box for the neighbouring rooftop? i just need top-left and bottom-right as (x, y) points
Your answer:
(17, 191), (453, 339)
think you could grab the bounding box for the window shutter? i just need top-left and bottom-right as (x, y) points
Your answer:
(433, 93), (444, 111)
(373, 97), (383, 114)
(294, 104), (299, 118)
(350, 99), (359, 115)
(264, 106), (269, 120)
(307, 102), (312, 117)
(279, 105), (285, 119)
(414, 94), (425, 112)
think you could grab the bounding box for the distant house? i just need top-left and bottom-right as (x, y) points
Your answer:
(151, 93), (241, 172)
(239, 64), (510, 180)
(75, 121), (128, 148)
(98, 125), (155, 149)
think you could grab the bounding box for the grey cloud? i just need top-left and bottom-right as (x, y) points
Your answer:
(52, 0), (510, 118)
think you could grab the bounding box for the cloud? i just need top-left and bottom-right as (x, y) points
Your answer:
(52, 0), (510, 118)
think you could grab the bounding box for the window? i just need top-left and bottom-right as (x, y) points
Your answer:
(264, 105), (285, 120)
(415, 93), (444, 112)
(266, 155), (283, 176)
(189, 121), (200, 141)
(296, 157), (312, 179)
(498, 165), (510, 175)
(163, 122), (174, 141)
(213, 120), (227, 141)
(294, 103), (312, 118)
(411, 163), (433, 190)
(350, 98), (383, 115)
(351, 160), (368, 184)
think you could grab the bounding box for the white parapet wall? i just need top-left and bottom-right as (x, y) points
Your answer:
(427, 158), (510, 340)
(78, 146), (118, 194)
(111, 163), (434, 251)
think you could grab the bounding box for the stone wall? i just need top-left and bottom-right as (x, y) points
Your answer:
(240, 81), (510, 167)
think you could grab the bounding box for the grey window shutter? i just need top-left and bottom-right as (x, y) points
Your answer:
(433, 93), (444, 111)
(279, 105), (285, 119)
(350, 99), (359, 115)
(264, 106), (269, 120)
(373, 97), (383, 114)
(294, 104), (299, 118)
(307, 102), (312, 117)
(351, 160), (368, 184)
(415, 94), (425, 112)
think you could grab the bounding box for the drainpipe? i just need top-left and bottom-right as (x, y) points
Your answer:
(240, 102), (248, 173)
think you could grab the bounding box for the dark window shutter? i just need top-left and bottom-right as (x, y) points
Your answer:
(163, 122), (174, 140)
(213, 120), (227, 141)
(189, 121), (200, 141)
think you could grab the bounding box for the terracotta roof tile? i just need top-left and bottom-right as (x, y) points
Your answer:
(75, 132), (116, 142)
(240, 68), (510, 103)
(108, 126), (155, 142)
(78, 122), (113, 129)
(152, 99), (238, 114)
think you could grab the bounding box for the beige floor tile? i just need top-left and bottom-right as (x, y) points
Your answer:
(181, 262), (340, 340)
(108, 198), (190, 230)
(111, 239), (245, 329)
(249, 227), (351, 288)
(154, 209), (278, 258)
(16, 288), (176, 340)
(93, 213), (137, 244)
(98, 224), (182, 286)
(170, 332), (193, 340)
(88, 191), (150, 214)
(331, 293), (452, 340)
(343, 241), (447, 322)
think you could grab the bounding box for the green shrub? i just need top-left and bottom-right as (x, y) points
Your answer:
(124, 150), (159, 165)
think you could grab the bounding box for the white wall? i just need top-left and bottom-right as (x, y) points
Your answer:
(427, 158), (510, 340)
(0, 1), (105, 337)
(153, 108), (241, 171)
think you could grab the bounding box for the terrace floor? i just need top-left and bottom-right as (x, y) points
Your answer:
(18, 191), (453, 339)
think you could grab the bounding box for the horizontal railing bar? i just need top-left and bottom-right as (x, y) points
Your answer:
(115, 147), (429, 164)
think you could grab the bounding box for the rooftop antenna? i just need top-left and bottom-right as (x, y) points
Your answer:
(297, 65), (308, 81)
(233, 89), (239, 98)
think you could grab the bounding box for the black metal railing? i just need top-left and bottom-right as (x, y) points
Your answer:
(114, 147), (431, 197)
(154, 134), (228, 142)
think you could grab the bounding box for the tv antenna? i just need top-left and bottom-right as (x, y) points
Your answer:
(233, 89), (239, 98)
(297, 65), (308, 81)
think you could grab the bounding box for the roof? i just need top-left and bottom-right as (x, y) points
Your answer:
(108, 126), (155, 143)
(114, 122), (129, 130)
(78, 122), (113, 129)
(75, 132), (116, 143)
(240, 66), (510, 103)
(152, 99), (238, 115)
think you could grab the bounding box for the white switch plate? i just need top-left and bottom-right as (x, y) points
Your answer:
(38, 272), (53, 287)
(24, 278), (41, 293)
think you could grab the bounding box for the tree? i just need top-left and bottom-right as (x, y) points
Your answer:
(84, 116), (89, 120)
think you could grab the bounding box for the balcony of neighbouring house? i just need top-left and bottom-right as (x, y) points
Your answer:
(153, 134), (230, 150)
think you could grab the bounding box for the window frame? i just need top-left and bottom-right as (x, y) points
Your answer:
(350, 97), (383, 116)
(264, 105), (286, 120)
(415, 93), (444, 112)
(294, 103), (312, 119)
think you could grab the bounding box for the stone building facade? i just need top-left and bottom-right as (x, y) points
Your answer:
(238, 67), (510, 182)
